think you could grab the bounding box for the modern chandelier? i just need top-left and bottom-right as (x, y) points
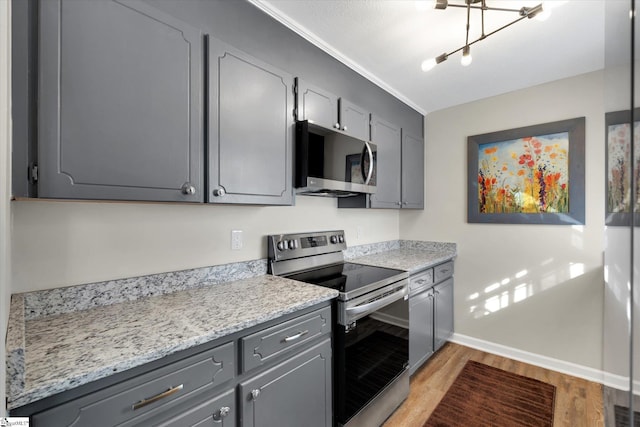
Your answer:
(421, 0), (548, 71)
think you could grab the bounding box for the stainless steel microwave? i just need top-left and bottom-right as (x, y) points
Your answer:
(294, 121), (376, 197)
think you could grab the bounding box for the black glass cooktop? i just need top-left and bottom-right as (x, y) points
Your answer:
(286, 262), (405, 295)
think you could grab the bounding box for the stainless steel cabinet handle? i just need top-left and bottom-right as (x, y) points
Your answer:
(347, 286), (407, 317)
(212, 187), (226, 197)
(132, 384), (183, 410)
(181, 183), (196, 195)
(251, 389), (261, 400)
(283, 329), (309, 343)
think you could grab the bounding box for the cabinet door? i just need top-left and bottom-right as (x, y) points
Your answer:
(295, 79), (339, 130)
(240, 338), (332, 427)
(209, 38), (293, 205)
(369, 115), (402, 208)
(401, 131), (424, 209)
(434, 278), (454, 351)
(38, 0), (203, 202)
(409, 289), (434, 376)
(339, 98), (370, 141)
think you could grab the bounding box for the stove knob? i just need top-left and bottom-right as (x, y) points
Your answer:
(288, 240), (297, 250)
(338, 235), (344, 243)
(277, 241), (286, 251)
(330, 235), (338, 244)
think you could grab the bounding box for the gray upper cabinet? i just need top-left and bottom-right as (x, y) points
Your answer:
(296, 79), (370, 140)
(401, 131), (425, 209)
(38, 0), (203, 202)
(208, 38), (293, 205)
(339, 98), (370, 141)
(369, 115), (402, 208)
(295, 79), (339, 130)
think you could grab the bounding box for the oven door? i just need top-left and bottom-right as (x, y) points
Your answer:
(335, 281), (409, 427)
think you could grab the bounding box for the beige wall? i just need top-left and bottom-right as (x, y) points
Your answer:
(401, 71), (605, 370)
(1, 0), (11, 415)
(11, 196), (399, 293)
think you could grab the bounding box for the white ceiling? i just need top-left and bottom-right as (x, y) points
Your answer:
(250, 0), (605, 115)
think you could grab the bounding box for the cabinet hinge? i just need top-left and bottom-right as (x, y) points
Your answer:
(29, 163), (38, 183)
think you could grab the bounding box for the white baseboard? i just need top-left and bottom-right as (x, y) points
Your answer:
(451, 333), (612, 387)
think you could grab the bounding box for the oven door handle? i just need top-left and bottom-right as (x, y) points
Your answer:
(345, 285), (407, 319)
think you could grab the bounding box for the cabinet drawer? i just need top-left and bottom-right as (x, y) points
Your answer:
(434, 261), (454, 282)
(409, 268), (433, 295)
(32, 342), (235, 427)
(151, 388), (236, 427)
(241, 306), (331, 373)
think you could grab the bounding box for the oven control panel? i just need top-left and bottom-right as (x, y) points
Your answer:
(267, 230), (347, 262)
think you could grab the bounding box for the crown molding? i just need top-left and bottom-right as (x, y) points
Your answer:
(247, 0), (426, 115)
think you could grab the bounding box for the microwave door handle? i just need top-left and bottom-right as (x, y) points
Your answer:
(361, 142), (374, 185)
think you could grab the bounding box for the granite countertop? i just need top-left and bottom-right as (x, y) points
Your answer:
(6, 239), (456, 411)
(6, 275), (337, 410)
(348, 242), (457, 274)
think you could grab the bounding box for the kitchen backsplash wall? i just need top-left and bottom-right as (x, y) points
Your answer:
(11, 196), (399, 293)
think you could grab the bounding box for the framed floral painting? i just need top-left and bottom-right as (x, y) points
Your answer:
(467, 117), (585, 225)
(605, 109), (639, 226)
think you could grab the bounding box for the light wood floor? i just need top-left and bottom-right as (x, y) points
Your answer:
(383, 342), (604, 427)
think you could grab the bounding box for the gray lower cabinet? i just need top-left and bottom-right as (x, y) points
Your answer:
(409, 261), (454, 375)
(434, 277), (454, 352)
(208, 39), (294, 205)
(369, 115), (402, 208)
(409, 287), (434, 375)
(18, 304), (332, 427)
(146, 388), (236, 427)
(38, 0), (203, 202)
(239, 338), (332, 427)
(30, 342), (236, 426)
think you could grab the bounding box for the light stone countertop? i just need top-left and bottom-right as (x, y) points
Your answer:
(348, 242), (457, 274)
(7, 275), (337, 410)
(6, 239), (456, 411)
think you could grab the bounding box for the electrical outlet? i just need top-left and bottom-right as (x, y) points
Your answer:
(231, 230), (243, 250)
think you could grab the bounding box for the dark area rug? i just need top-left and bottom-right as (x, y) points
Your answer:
(424, 360), (556, 427)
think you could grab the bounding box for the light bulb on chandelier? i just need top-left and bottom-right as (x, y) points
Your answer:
(461, 45), (472, 66)
(422, 0), (550, 71)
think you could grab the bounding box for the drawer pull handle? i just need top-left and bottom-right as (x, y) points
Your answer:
(283, 329), (309, 343)
(132, 384), (184, 410)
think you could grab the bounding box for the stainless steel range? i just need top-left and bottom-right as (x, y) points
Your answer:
(268, 230), (409, 427)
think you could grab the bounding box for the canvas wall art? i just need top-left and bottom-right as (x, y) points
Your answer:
(468, 118), (585, 225)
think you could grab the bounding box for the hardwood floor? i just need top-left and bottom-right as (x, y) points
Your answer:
(383, 342), (604, 427)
